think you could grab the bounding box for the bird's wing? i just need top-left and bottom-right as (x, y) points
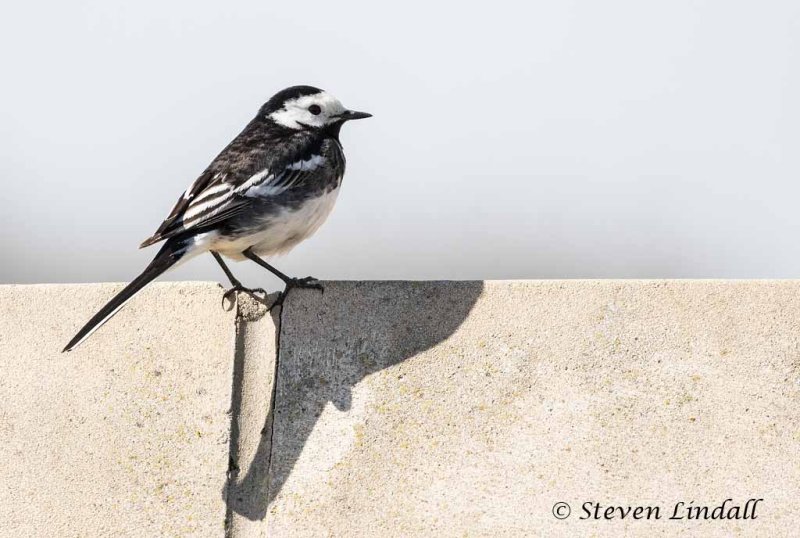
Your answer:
(140, 143), (328, 248)
(140, 168), (235, 247)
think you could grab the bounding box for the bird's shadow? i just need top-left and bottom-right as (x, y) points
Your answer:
(224, 281), (483, 522)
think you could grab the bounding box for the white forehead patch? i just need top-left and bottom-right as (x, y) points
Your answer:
(269, 91), (346, 130)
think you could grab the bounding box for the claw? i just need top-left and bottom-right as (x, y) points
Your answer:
(288, 276), (324, 293)
(268, 277), (324, 312)
(268, 291), (286, 312)
(221, 285), (267, 310)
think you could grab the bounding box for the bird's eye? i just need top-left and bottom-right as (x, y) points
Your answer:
(308, 104), (322, 115)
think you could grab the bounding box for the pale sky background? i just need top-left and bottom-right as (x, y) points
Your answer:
(1, 1), (799, 288)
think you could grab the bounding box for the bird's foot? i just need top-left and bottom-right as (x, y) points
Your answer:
(268, 277), (324, 312)
(288, 276), (324, 291)
(221, 284), (267, 310)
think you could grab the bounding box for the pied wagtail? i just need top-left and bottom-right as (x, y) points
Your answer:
(64, 85), (371, 352)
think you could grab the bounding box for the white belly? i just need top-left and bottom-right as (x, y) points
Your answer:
(211, 187), (341, 260)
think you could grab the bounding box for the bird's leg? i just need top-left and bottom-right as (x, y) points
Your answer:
(212, 252), (266, 307)
(242, 249), (322, 288)
(242, 249), (323, 310)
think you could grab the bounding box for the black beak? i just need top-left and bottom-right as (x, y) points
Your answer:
(340, 109), (372, 121)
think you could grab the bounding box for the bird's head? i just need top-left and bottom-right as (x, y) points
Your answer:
(261, 85), (371, 131)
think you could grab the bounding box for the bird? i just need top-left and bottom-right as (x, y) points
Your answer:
(63, 85), (371, 352)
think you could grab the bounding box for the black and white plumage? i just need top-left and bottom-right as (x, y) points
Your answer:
(64, 85), (371, 352)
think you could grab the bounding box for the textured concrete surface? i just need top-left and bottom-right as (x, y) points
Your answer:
(269, 281), (800, 537)
(0, 283), (237, 537)
(3, 280), (800, 537)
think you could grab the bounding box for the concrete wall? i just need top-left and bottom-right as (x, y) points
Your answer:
(1, 281), (799, 537)
(0, 283), (239, 537)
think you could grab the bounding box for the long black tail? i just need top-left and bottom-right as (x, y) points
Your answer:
(63, 238), (191, 352)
